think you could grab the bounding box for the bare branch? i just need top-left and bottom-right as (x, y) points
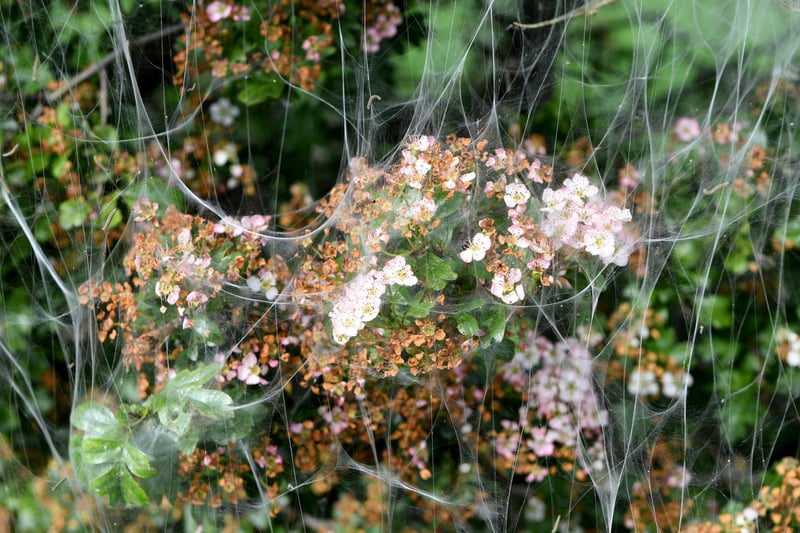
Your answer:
(510, 0), (616, 31)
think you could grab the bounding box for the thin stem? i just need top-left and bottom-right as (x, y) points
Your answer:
(510, 0), (616, 31)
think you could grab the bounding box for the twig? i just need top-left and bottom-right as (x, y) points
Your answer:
(99, 67), (109, 126)
(2, 144), (19, 157)
(45, 22), (185, 102)
(702, 182), (730, 195)
(511, 0), (616, 30)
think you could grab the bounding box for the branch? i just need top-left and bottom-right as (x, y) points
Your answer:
(510, 0), (616, 30)
(45, 22), (186, 102)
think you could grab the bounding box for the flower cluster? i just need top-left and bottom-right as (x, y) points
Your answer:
(493, 333), (607, 483)
(684, 457), (800, 533)
(329, 256), (418, 344)
(205, 1), (250, 23)
(605, 303), (695, 401)
(362, 1), (403, 53)
(627, 366), (694, 399)
(541, 173), (633, 266)
(77, 133), (642, 526)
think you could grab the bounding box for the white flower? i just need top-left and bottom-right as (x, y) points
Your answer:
(382, 256), (418, 286)
(504, 182), (531, 208)
(776, 327), (799, 344)
(661, 371), (693, 398)
(213, 149), (229, 166)
(209, 98), (240, 127)
(460, 232), (491, 263)
(542, 215), (579, 248)
(777, 327), (800, 367)
(212, 143), (237, 166)
(357, 297), (382, 322)
(742, 507), (758, 522)
(459, 171), (476, 184)
(563, 174), (599, 199)
(247, 271), (279, 300)
(605, 205), (632, 224)
(627, 367), (659, 397)
(788, 347), (800, 367)
(583, 229), (616, 259)
(330, 303), (364, 339)
(411, 197), (437, 222)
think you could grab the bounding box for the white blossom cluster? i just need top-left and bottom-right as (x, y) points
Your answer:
(329, 256), (418, 345)
(627, 366), (694, 399)
(541, 174), (633, 266)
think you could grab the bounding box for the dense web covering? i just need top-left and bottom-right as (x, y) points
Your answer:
(1, 0), (800, 531)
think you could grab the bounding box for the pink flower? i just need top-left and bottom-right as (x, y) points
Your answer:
(206, 1), (232, 22)
(320, 405), (349, 435)
(527, 427), (555, 457)
(232, 6), (250, 21)
(302, 36), (321, 62)
(490, 268), (525, 304)
(186, 291), (209, 308)
(674, 117), (701, 142)
(619, 164), (641, 190)
(362, 28), (381, 53)
(237, 353), (267, 385)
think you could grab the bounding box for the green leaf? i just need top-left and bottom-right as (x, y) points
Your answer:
(58, 198), (88, 230)
(88, 463), (150, 507)
(89, 465), (121, 500)
(122, 443), (155, 479)
(415, 253), (458, 291)
(406, 298), (434, 319)
(166, 363), (224, 391)
(146, 363), (233, 441)
(482, 338), (515, 364)
(72, 401), (119, 435)
(184, 388), (234, 419)
(237, 75), (284, 105)
(456, 313), (480, 337)
(177, 425), (202, 456)
(82, 437), (123, 464)
(481, 307), (507, 346)
(118, 468), (150, 506)
(157, 404), (193, 436)
(452, 298), (487, 314)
